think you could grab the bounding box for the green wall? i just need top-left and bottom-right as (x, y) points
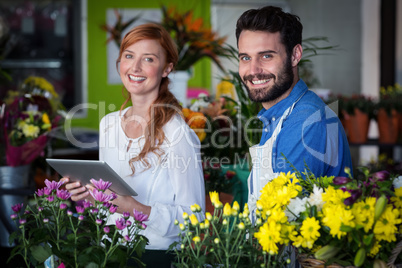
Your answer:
(72, 0), (212, 129)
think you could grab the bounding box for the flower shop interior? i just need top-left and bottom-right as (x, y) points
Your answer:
(1, 0), (402, 267)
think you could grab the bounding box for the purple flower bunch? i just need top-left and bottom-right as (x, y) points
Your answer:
(332, 167), (394, 206)
(9, 178), (148, 268)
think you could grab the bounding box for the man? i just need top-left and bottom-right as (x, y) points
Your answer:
(235, 6), (353, 211)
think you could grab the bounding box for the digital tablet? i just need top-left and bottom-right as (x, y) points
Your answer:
(46, 159), (137, 196)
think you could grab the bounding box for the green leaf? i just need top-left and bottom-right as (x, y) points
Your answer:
(85, 262), (100, 268)
(30, 244), (52, 263)
(363, 233), (374, 246)
(339, 224), (353, 232)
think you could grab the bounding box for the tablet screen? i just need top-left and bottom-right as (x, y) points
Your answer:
(46, 159), (137, 196)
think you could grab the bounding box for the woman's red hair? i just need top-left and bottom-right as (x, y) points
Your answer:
(116, 23), (182, 174)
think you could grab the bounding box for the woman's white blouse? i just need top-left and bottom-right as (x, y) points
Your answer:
(99, 107), (205, 250)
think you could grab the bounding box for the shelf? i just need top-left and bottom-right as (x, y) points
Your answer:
(349, 139), (402, 147)
(0, 59), (70, 69)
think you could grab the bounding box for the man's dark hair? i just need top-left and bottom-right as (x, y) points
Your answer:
(235, 6), (303, 57)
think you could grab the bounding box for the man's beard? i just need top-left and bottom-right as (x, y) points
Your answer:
(242, 57), (294, 103)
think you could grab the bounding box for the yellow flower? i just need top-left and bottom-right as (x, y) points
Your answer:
(280, 224), (297, 243)
(23, 76), (58, 98)
(182, 212), (189, 220)
(352, 197), (376, 232)
(232, 201), (240, 212)
(215, 79), (235, 100)
(238, 222), (245, 230)
(17, 120), (26, 130)
(192, 236), (201, 243)
(374, 205), (402, 242)
(189, 214), (199, 226)
(204, 219), (210, 228)
(195, 130), (206, 142)
(391, 188), (402, 209)
(300, 217), (321, 241)
(42, 112), (50, 125)
(322, 204), (355, 239)
(254, 221), (282, 255)
(22, 124), (40, 138)
(223, 203), (232, 217)
(209, 191), (219, 205)
(368, 240), (381, 257)
(322, 186), (351, 207)
(205, 212), (212, 221)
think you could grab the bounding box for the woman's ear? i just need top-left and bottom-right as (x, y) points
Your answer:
(162, 63), (174, 77)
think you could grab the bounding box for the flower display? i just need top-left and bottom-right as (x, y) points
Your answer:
(9, 179), (148, 267)
(0, 76), (64, 166)
(161, 5), (235, 72)
(253, 167), (402, 267)
(169, 191), (291, 267)
(171, 165), (402, 267)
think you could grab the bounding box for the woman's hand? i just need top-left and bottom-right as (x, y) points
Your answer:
(61, 177), (91, 202)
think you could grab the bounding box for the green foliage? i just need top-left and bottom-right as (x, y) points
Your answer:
(8, 180), (148, 268)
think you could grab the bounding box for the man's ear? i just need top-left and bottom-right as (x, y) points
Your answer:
(291, 44), (303, 67)
(163, 63), (174, 77)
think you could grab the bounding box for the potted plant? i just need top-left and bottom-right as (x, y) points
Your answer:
(338, 94), (375, 144)
(8, 179), (148, 267)
(169, 192), (291, 267)
(375, 84), (402, 144)
(0, 76), (65, 248)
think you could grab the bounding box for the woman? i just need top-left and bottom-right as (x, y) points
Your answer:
(62, 23), (205, 266)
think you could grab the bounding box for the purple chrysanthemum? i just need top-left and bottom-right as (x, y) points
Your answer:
(83, 200), (92, 208)
(44, 179), (65, 191)
(89, 189), (114, 203)
(96, 219), (102, 225)
(35, 188), (45, 196)
(11, 203), (23, 213)
(19, 219), (27, 225)
(91, 208), (99, 214)
(109, 205), (118, 214)
(47, 195), (55, 202)
(123, 212), (130, 219)
(56, 189), (72, 200)
(10, 214), (17, 220)
(90, 178), (112, 191)
(60, 203), (68, 210)
(43, 187), (52, 196)
(133, 209), (149, 223)
(76, 206), (85, 214)
(115, 218), (126, 230)
(103, 226), (110, 233)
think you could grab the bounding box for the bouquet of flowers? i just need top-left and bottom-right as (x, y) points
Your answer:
(183, 98), (240, 197)
(169, 191), (291, 267)
(8, 178), (148, 268)
(253, 167), (402, 267)
(0, 76), (64, 166)
(161, 5), (236, 72)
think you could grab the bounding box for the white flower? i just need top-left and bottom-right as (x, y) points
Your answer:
(393, 176), (402, 189)
(189, 98), (210, 111)
(285, 197), (307, 222)
(307, 185), (324, 211)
